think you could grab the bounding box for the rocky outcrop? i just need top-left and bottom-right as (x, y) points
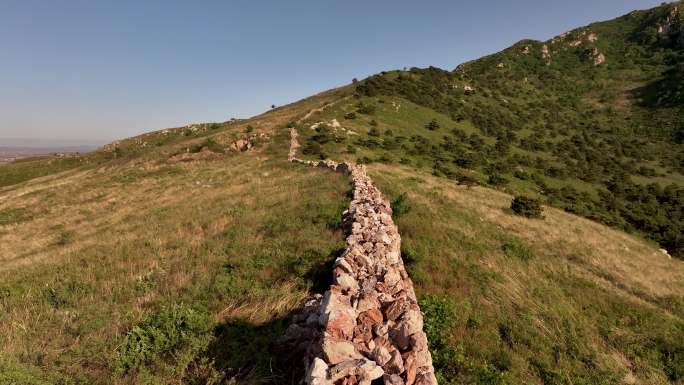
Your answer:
(587, 47), (606, 66)
(541, 44), (551, 65)
(282, 127), (437, 385)
(229, 132), (269, 152)
(657, 5), (684, 48)
(168, 147), (220, 163)
(658, 5), (680, 35)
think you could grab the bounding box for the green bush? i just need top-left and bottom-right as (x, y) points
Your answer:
(117, 304), (210, 373)
(356, 102), (376, 115)
(425, 119), (441, 131)
(391, 192), (411, 218)
(401, 245), (422, 265)
(511, 196), (543, 218)
(302, 142), (323, 157)
(487, 174), (509, 186)
(420, 294), (455, 348)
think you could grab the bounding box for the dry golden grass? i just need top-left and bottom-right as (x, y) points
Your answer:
(370, 163), (684, 301)
(368, 163), (684, 385)
(0, 124), (351, 384)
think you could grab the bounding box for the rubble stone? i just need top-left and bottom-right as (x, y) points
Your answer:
(280, 126), (437, 384)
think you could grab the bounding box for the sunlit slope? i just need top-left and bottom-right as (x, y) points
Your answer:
(369, 163), (684, 385)
(0, 92), (355, 384)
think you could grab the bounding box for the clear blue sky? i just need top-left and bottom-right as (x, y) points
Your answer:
(0, 0), (664, 143)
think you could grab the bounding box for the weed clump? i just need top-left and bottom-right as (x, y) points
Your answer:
(502, 238), (533, 261)
(117, 304), (210, 374)
(0, 208), (32, 226)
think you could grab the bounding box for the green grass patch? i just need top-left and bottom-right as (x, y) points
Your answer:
(0, 207), (32, 226)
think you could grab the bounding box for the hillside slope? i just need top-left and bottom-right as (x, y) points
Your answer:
(337, 1), (684, 258)
(1, 2), (683, 385)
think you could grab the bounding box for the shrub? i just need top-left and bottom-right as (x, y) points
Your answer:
(356, 102), (376, 115)
(487, 174), (509, 186)
(344, 112), (357, 120)
(663, 344), (684, 381)
(56, 229), (76, 246)
(455, 173), (479, 188)
(425, 119), (440, 131)
(369, 127), (380, 137)
(370, 119), (378, 126)
(302, 142), (323, 157)
(117, 304), (210, 373)
(391, 192), (411, 218)
(419, 294), (455, 346)
(513, 170), (531, 180)
(511, 196), (543, 218)
(245, 125), (254, 133)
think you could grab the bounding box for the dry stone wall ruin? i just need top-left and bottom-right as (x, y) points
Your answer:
(281, 127), (437, 385)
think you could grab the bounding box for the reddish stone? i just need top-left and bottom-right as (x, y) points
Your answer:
(404, 351), (417, 385)
(358, 308), (383, 326)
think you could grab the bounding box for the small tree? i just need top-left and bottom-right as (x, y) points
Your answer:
(511, 196), (543, 218)
(425, 119), (440, 131)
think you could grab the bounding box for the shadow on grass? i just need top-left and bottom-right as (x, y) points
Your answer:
(186, 247), (346, 384)
(186, 313), (304, 385)
(305, 247), (345, 294)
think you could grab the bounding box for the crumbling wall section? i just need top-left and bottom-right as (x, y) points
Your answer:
(282, 127), (437, 385)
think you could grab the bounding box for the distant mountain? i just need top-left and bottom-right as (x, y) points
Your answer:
(0, 137), (107, 148)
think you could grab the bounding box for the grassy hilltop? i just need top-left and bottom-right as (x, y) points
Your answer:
(1, 2), (684, 385)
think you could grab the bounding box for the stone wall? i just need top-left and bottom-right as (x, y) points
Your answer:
(281, 127), (437, 385)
